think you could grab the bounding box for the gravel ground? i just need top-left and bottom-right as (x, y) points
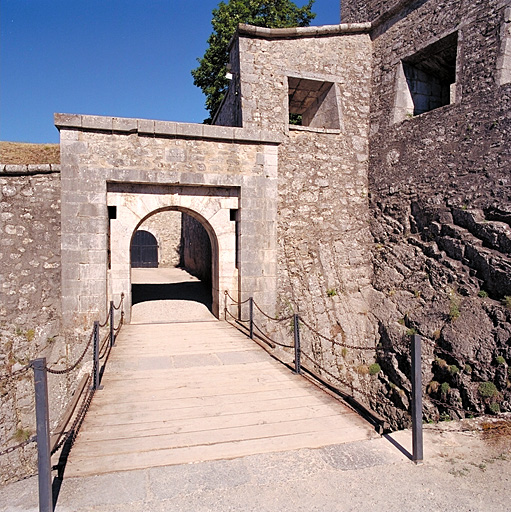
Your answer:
(1, 418), (510, 512)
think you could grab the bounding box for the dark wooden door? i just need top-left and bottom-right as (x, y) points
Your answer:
(131, 230), (158, 268)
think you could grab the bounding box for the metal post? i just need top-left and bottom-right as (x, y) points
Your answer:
(411, 334), (423, 464)
(93, 321), (100, 390)
(293, 314), (301, 374)
(109, 301), (114, 347)
(32, 358), (53, 512)
(249, 297), (254, 339)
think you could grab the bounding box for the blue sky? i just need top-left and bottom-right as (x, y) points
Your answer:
(1, 0), (340, 143)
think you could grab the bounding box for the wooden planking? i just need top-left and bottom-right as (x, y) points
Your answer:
(67, 428), (373, 477)
(65, 319), (376, 477)
(73, 403), (358, 440)
(76, 393), (342, 426)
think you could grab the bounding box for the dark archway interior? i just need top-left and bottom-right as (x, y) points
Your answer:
(130, 211), (213, 315)
(131, 230), (158, 268)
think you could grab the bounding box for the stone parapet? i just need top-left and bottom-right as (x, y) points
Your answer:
(236, 22), (371, 38)
(54, 114), (283, 145)
(0, 164), (61, 175)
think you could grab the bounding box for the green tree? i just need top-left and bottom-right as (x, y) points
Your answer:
(192, 0), (316, 122)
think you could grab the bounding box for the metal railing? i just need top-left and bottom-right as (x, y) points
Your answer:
(0, 294), (125, 512)
(224, 291), (423, 463)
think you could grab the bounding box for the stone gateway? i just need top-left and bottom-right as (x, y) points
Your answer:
(1, 0), (510, 483)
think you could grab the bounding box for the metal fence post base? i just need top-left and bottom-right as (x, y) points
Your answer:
(249, 297), (254, 340)
(110, 301), (114, 347)
(294, 315), (301, 374)
(92, 321), (103, 391)
(32, 358), (53, 512)
(411, 334), (424, 464)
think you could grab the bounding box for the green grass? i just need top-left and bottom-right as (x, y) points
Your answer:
(369, 363), (381, 376)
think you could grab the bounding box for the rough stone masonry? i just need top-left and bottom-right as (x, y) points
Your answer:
(1, 0), (510, 483)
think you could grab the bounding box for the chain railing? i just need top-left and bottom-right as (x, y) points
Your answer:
(0, 293), (125, 512)
(224, 291), (423, 461)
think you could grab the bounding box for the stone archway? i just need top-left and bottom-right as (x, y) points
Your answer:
(107, 183), (238, 322)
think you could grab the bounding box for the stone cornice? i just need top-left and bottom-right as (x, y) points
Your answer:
(54, 114), (284, 145)
(236, 22), (372, 39)
(0, 164), (61, 175)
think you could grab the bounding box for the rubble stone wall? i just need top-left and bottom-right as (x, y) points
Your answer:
(0, 166), (76, 483)
(231, 30), (378, 392)
(181, 213), (212, 283)
(365, 0), (511, 426)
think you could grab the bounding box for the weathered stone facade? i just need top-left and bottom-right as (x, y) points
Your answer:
(215, 26), (379, 390)
(2, 0), (511, 484)
(342, 0), (511, 426)
(57, 117), (280, 323)
(0, 165), (77, 483)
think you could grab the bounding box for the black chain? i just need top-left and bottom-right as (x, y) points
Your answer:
(300, 318), (378, 351)
(112, 293), (125, 311)
(224, 290), (251, 305)
(253, 300), (294, 323)
(253, 321), (294, 349)
(0, 435), (37, 457)
(51, 375), (94, 455)
(46, 329), (94, 375)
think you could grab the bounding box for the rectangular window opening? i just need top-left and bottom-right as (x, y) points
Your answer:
(401, 32), (459, 118)
(288, 77), (340, 130)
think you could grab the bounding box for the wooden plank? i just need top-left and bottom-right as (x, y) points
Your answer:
(66, 320), (376, 477)
(77, 393), (341, 425)
(70, 414), (370, 458)
(66, 428), (373, 477)
(73, 403), (357, 439)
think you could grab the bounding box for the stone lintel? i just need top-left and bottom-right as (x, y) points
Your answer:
(54, 113), (283, 145)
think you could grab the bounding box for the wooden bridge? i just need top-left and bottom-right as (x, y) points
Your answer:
(65, 319), (378, 477)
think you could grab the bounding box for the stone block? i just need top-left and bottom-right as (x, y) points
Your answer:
(113, 117), (138, 132)
(54, 113), (82, 128)
(81, 115), (113, 131)
(78, 294), (104, 313)
(203, 125), (235, 140)
(176, 123), (203, 138)
(27, 165), (52, 174)
(4, 165), (27, 174)
(77, 203), (104, 218)
(138, 119), (155, 134)
(155, 120), (178, 136)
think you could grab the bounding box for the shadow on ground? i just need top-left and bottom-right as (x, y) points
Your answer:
(132, 281), (212, 311)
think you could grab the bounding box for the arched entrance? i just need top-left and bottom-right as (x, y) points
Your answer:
(107, 183), (238, 323)
(129, 209), (215, 322)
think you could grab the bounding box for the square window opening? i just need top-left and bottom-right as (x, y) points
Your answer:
(288, 77), (340, 130)
(395, 32), (458, 121)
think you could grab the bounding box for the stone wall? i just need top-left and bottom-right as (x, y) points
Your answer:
(57, 115), (281, 325)
(365, 0), (511, 426)
(0, 165), (75, 483)
(139, 210), (182, 267)
(226, 27), (378, 394)
(341, 0), (413, 24)
(181, 213), (212, 283)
